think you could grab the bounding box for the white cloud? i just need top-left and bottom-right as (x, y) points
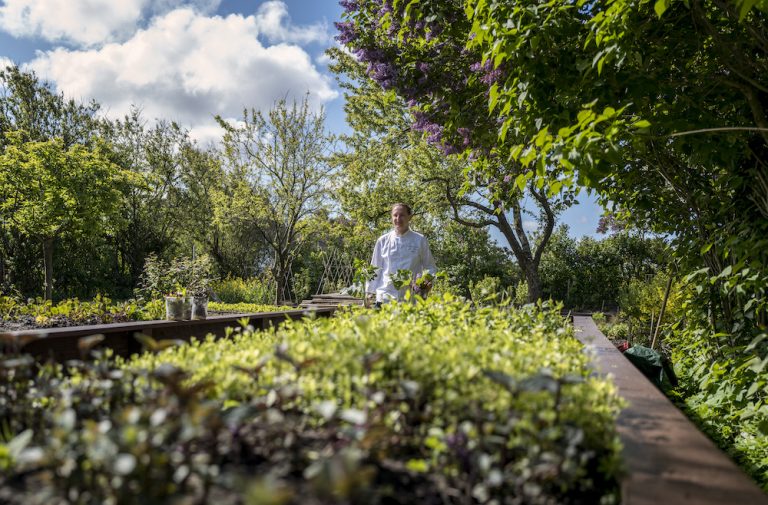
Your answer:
(26, 7), (338, 145)
(254, 0), (330, 44)
(522, 219), (538, 232)
(0, 56), (15, 70)
(0, 0), (148, 47)
(0, 0), (226, 47)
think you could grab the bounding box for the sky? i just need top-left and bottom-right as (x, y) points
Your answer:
(0, 0), (603, 238)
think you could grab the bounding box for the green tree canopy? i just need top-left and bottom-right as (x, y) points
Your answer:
(216, 96), (335, 303)
(0, 131), (131, 299)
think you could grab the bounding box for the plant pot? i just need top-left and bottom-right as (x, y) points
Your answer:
(165, 296), (192, 321)
(191, 296), (208, 320)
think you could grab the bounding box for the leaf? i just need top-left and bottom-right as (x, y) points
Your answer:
(739, 0), (758, 19)
(340, 408), (366, 425)
(633, 120), (651, 129)
(7, 429), (33, 460)
(314, 400), (337, 420)
(515, 174), (527, 191)
(746, 334), (766, 352)
(489, 83), (499, 112)
(406, 459), (429, 473)
(654, 0), (670, 17)
(748, 356), (768, 374)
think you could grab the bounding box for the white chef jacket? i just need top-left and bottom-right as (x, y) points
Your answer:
(365, 229), (437, 302)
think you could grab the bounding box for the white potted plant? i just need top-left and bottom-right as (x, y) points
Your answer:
(165, 286), (193, 321)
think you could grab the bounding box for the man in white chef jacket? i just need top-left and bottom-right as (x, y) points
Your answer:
(365, 203), (437, 305)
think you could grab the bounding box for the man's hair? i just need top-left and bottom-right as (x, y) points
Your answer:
(391, 203), (413, 216)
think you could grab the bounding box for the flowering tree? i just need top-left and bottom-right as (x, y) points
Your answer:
(328, 47), (573, 301)
(340, 0), (768, 480)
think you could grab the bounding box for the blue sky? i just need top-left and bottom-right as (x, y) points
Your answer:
(0, 0), (603, 238)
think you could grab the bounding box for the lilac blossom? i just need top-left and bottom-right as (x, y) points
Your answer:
(334, 21), (358, 44)
(457, 127), (471, 147)
(339, 0), (358, 12)
(367, 61), (398, 89)
(440, 143), (459, 155)
(353, 48), (384, 62)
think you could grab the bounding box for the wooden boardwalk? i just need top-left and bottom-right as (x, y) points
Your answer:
(573, 315), (768, 505)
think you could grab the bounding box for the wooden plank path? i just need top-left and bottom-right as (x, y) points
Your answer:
(573, 315), (768, 505)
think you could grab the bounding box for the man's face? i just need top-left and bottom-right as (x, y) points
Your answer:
(391, 206), (411, 234)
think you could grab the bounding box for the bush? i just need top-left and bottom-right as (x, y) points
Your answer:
(1, 298), (623, 504)
(605, 322), (629, 341)
(212, 275), (274, 304)
(136, 254), (216, 300)
(469, 276), (513, 306)
(0, 294), (160, 328)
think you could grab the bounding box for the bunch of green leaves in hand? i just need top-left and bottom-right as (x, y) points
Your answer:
(391, 269), (413, 291)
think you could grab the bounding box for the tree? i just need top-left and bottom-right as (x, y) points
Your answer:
(0, 132), (128, 299)
(0, 65), (103, 296)
(216, 96), (335, 303)
(328, 47), (570, 300)
(340, 0), (768, 480)
(339, 0), (768, 334)
(0, 65), (99, 148)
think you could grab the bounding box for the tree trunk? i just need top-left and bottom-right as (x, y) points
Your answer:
(42, 237), (54, 300)
(273, 254), (293, 305)
(522, 262), (543, 303)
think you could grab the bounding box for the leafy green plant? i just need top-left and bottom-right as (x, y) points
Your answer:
(349, 258), (379, 299)
(390, 268), (413, 291)
(0, 294), (163, 328)
(212, 275), (275, 304)
(605, 322), (629, 341)
(136, 254), (216, 300)
(207, 302), (292, 313)
(469, 276), (513, 306)
(0, 297), (625, 504)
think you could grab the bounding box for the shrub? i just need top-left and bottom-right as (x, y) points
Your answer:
(605, 322), (630, 341)
(1, 298), (624, 504)
(136, 254), (216, 300)
(0, 294), (161, 328)
(469, 276), (511, 306)
(211, 275), (274, 304)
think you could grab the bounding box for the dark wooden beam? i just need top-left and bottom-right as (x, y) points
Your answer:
(2, 309), (336, 363)
(573, 315), (768, 505)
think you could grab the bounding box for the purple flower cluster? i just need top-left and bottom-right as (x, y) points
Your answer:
(367, 61), (398, 89)
(412, 110), (444, 144)
(339, 0), (358, 12)
(470, 59), (503, 85)
(334, 21), (358, 44)
(457, 127), (471, 147)
(378, 0), (393, 15)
